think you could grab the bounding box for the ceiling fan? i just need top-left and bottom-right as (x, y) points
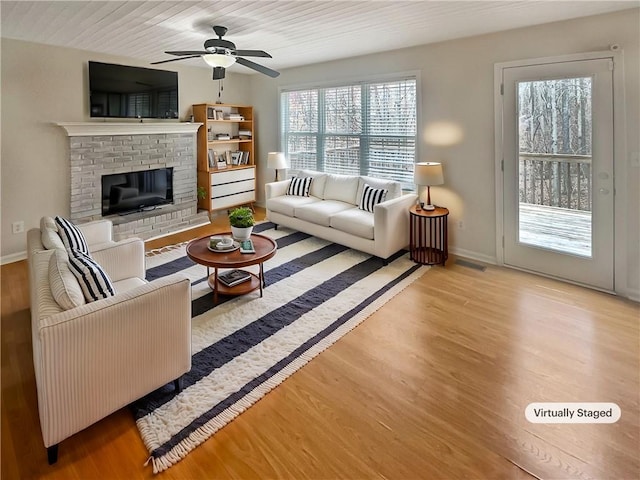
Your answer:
(151, 25), (279, 80)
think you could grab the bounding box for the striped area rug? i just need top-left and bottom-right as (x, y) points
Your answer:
(132, 223), (428, 473)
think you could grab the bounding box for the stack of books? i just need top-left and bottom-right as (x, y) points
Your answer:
(225, 113), (244, 121)
(218, 269), (251, 287)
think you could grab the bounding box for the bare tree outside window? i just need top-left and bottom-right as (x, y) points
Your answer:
(518, 77), (592, 211)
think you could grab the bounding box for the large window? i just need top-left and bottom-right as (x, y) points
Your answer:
(281, 77), (417, 189)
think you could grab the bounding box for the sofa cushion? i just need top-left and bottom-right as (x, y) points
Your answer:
(41, 216), (65, 250)
(55, 216), (89, 254)
(359, 184), (388, 213)
(48, 249), (86, 310)
(330, 208), (375, 240)
(294, 200), (356, 227)
(267, 195), (319, 217)
(68, 249), (115, 302)
(323, 174), (359, 205)
(299, 170), (328, 198)
(356, 176), (402, 203)
(287, 176), (312, 196)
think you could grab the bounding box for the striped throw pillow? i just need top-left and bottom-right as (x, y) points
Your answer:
(67, 249), (115, 302)
(359, 184), (388, 213)
(55, 216), (89, 254)
(286, 176), (312, 197)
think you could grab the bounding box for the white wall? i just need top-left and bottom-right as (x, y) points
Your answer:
(0, 38), (251, 261)
(250, 8), (639, 298)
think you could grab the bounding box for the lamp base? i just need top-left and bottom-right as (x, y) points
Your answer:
(423, 204), (435, 211)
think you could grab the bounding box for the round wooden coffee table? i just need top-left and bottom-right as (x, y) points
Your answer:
(186, 232), (277, 304)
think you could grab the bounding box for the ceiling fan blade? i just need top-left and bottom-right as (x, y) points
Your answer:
(235, 57), (280, 78)
(233, 49), (272, 58)
(151, 55), (201, 65)
(165, 50), (209, 56)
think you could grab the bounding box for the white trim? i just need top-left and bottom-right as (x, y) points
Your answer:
(1, 251), (27, 265)
(494, 50), (629, 297)
(56, 122), (202, 137)
(449, 247), (497, 266)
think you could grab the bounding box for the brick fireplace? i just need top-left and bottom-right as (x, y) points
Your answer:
(58, 122), (208, 241)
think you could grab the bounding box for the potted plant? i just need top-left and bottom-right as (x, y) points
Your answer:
(229, 206), (255, 240)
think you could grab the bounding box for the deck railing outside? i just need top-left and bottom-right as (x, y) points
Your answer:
(519, 153), (592, 211)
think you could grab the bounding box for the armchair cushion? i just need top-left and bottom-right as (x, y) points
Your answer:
(55, 216), (89, 254)
(49, 250), (86, 310)
(68, 249), (115, 302)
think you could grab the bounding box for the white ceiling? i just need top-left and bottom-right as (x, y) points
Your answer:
(1, 1), (637, 75)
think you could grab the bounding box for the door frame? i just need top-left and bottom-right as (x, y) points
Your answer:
(494, 50), (628, 294)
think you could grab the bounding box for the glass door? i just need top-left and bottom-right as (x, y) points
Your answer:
(501, 58), (614, 290)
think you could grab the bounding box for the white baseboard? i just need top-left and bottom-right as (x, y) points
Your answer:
(449, 247), (497, 266)
(1, 251), (27, 265)
(624, 288), (640, 303)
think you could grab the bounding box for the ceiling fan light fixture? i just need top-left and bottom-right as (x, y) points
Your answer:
(202, 53), (236, 68)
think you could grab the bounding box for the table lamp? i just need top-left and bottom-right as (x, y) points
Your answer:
(267, 152), (288, 181)
(414, 162), (444, 211)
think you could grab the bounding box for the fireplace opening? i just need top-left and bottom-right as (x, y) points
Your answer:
(101, 167), (174, 216)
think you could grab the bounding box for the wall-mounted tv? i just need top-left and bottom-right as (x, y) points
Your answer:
(89, 61), (178, 119)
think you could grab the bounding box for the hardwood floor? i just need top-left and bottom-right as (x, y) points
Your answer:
(2, 209), (639, 479)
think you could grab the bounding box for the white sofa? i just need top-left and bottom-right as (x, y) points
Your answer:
(27, 217), (192, 464)
(266, 170), (418, 260)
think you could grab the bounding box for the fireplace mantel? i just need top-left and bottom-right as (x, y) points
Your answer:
(57, 122), (202, 137)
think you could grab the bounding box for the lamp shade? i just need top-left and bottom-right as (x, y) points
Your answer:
(202, 54), (237, 68)
(267, 152), (288, 170)
(414, 162), (444, 186)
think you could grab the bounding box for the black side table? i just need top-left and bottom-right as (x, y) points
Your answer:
(409, 205), (449, 265)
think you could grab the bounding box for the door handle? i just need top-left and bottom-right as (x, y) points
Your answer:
(599, 188), (610, 195)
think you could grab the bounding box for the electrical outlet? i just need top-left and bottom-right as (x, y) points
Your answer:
(457, 220), (465, 230)
(12, 221), (25, 234)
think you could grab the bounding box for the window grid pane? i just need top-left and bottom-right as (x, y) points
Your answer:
(324, 136), (360, 175)
(287, 134), (318, 171)
(325, 86), (362, 134)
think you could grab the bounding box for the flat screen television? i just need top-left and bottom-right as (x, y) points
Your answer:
(101, 168), (174, 215)
(89, 61), (178, 119)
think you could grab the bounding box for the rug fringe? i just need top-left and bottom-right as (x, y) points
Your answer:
(146, 263), (428, 473)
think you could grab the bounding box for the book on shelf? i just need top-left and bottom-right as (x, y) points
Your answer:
(218, 269), (251, 287)
(239, 239), (255, 254)
(216, 133), (231, 140)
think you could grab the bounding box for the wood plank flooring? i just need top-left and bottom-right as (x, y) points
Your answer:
(2, 209), (638, 479)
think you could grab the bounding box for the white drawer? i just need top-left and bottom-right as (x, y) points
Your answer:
(212, 179), (255, 198)
(211, 167), (255, 185)
(211, 190), (256, 210)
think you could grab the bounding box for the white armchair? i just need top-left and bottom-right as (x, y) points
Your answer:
(27, 218), (191, 464)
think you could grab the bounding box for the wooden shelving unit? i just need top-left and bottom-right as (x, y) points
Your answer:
(193, 103), (256, 216)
